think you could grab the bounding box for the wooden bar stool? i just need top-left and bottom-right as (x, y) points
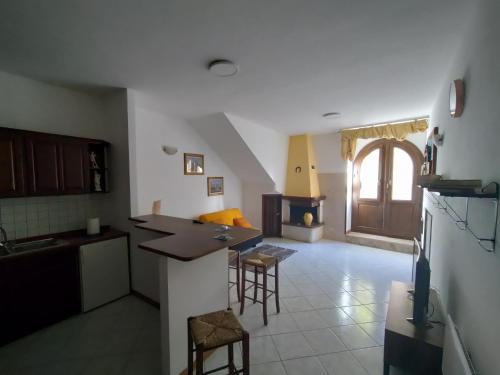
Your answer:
(188, 309), (249, 375)
(228, 250), (241, 302)
(239, 253), (279, 325)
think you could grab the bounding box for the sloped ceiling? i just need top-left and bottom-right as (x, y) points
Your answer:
(189, 113), (275, 187)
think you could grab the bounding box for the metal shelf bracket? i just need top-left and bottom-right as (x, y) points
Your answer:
(426, 182), (499, 253)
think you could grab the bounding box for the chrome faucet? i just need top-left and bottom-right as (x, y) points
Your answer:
(0, 226), (11, 253)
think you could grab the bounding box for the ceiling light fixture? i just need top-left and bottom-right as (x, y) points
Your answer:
(208, 59), (239, 77)
(322, 112), (341, 119)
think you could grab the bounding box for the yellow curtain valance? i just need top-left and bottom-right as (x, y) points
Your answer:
(340, 119), (428, 161)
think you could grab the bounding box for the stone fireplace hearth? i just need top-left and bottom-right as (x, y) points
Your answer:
(282, 196), (325, 242)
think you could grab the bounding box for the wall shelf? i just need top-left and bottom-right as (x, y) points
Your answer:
(425, 182), (499, 253)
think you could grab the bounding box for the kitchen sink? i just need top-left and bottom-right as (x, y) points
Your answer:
(3, 238), (68, 255)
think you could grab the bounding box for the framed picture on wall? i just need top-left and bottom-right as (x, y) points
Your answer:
(207, 177), (224, 196)
(184, 153), (204, 175)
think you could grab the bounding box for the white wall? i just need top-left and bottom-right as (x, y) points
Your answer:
(0, 70), (104, 137)
(101, 90), (131, 232)
(128, 97), (242, 218)
(226, 114), (289, 228)
(426, 1), (500, 373)
(0, 71), (131, 236)
(314, 132), (346, 174)
(227, 113), (288, 192)
(313, 132), (347, 240)
(242, 181), (275, 229)
(127, 91), (243, 300)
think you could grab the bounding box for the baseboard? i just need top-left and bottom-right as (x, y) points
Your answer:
(131, 289), (160, 308)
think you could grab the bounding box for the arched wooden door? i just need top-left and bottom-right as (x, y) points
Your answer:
(351, 139), (423, 239)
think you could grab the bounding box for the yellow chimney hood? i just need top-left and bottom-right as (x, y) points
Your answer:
(284, 134), (321, 198)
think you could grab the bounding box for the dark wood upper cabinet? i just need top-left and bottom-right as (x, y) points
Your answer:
(25, 134), (61, 195)
(0, 128), (25, 197)
(0, 127), (109, 198)
(59, 140), (90, 194)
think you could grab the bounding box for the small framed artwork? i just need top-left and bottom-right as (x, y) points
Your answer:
(184, 153), (204, 175)
(207, 177), (224, 196)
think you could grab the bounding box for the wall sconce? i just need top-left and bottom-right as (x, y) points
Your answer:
(162, 145), (178, 155)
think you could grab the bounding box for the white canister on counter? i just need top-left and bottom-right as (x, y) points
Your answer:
(87, 217), (100, 235)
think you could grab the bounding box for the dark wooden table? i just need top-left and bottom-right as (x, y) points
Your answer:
(384, 281), (444, 375)
(129, 214), (262, 261)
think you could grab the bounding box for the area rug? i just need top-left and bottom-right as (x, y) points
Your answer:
(235, 244), (297, 266)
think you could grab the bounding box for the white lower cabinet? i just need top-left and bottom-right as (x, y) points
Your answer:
(79, 236), (130, 312)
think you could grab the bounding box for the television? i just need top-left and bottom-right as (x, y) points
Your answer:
(409, 239), (431, 326)
(412, 209), (432, 282)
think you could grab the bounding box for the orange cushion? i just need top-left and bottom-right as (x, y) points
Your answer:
(233, 217), (252, 228)
(199, 208), (243, 226)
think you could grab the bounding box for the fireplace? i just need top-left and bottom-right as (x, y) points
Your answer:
(290, 205), (319, 226)
(282, 195), (325, 242)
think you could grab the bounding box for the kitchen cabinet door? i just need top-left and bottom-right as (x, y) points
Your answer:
(0, 247), (81, 346)
(59, 139), (89, 194)
(0, 128), (25, 197)
(25, 134), (61, 195)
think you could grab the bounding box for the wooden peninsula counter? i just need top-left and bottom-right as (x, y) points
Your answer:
(129, 214), (262, 375)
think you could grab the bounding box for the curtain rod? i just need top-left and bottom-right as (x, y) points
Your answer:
(337, 116), (429, 133)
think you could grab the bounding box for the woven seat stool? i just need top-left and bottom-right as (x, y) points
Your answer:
(228, 250), (241, 302)
(239, 253), (279, 325)
(188, 309), (249, 375)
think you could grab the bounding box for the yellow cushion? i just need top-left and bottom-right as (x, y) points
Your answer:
(199, 208), (244, 227)
(233, 217), (252, 228)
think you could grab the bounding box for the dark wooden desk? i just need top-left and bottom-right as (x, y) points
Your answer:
(129, 214), (262, 261)
(384, 281), (444, 375)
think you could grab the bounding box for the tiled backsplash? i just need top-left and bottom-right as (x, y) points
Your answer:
(0, 194), (111, 240)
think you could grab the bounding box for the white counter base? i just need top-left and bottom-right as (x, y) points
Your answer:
(159, 248), (228, 375)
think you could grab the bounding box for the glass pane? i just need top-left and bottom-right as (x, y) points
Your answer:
(392, 147), (413, 200)
(359, 149), (380, 199)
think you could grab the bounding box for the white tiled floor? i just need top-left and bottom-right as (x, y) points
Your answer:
(0, 296), (160, 375)
(0, 238), (412, 374)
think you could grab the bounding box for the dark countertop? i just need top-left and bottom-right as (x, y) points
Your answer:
(43, 226), (127, 246)
(0, 226), (127, 261)
(130, 214), (262, 261)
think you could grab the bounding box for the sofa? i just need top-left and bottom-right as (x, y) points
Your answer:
(198, 208), (262, 251)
